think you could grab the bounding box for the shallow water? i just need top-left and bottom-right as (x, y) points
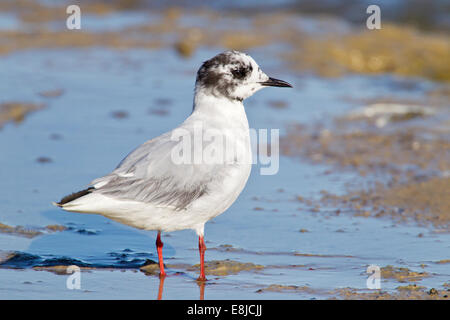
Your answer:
(0, 36), (449, 298)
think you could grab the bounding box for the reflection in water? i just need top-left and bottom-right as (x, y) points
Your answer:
(197, 280), (205, 300)
(157, 275), (165, 300)
(156, 275), (206, 300)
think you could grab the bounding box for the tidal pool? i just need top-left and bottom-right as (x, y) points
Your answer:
(0, 41), (448, 299)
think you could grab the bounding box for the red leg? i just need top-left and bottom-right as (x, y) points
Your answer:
(156, 231), (166, 278)
(197, 235), (207, 281)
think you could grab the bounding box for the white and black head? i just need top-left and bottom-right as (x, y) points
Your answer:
(195, 50), (292, 102)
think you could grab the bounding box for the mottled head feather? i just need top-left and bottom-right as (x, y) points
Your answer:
(195, 51), (268, 102)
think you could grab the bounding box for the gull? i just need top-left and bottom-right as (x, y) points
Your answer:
(55, 50), (292, 281)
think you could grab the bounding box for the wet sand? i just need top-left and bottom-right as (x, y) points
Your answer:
(281, 95), (450, 228)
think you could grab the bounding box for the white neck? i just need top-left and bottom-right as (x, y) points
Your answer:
(189, 90), (249, 131)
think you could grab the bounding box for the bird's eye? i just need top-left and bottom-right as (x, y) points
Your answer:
(231, 67), (248, 79)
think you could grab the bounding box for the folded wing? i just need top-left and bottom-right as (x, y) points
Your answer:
(90, 131), (222, 211)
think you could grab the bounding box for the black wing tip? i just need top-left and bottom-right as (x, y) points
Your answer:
(56, 187), (94, 206)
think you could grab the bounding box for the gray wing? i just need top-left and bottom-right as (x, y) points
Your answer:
(90, 131), (222, 210)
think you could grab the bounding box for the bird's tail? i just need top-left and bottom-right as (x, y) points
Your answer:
(53, 187), (94, 207)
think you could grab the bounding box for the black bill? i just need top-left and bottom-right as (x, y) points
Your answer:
(260, 77), (293, 88)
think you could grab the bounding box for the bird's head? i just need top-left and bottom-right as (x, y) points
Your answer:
(195, 50), (292, 102)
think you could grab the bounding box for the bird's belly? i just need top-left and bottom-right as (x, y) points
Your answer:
(144, 163), (251, 232)
(189, 163), (252, 220)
